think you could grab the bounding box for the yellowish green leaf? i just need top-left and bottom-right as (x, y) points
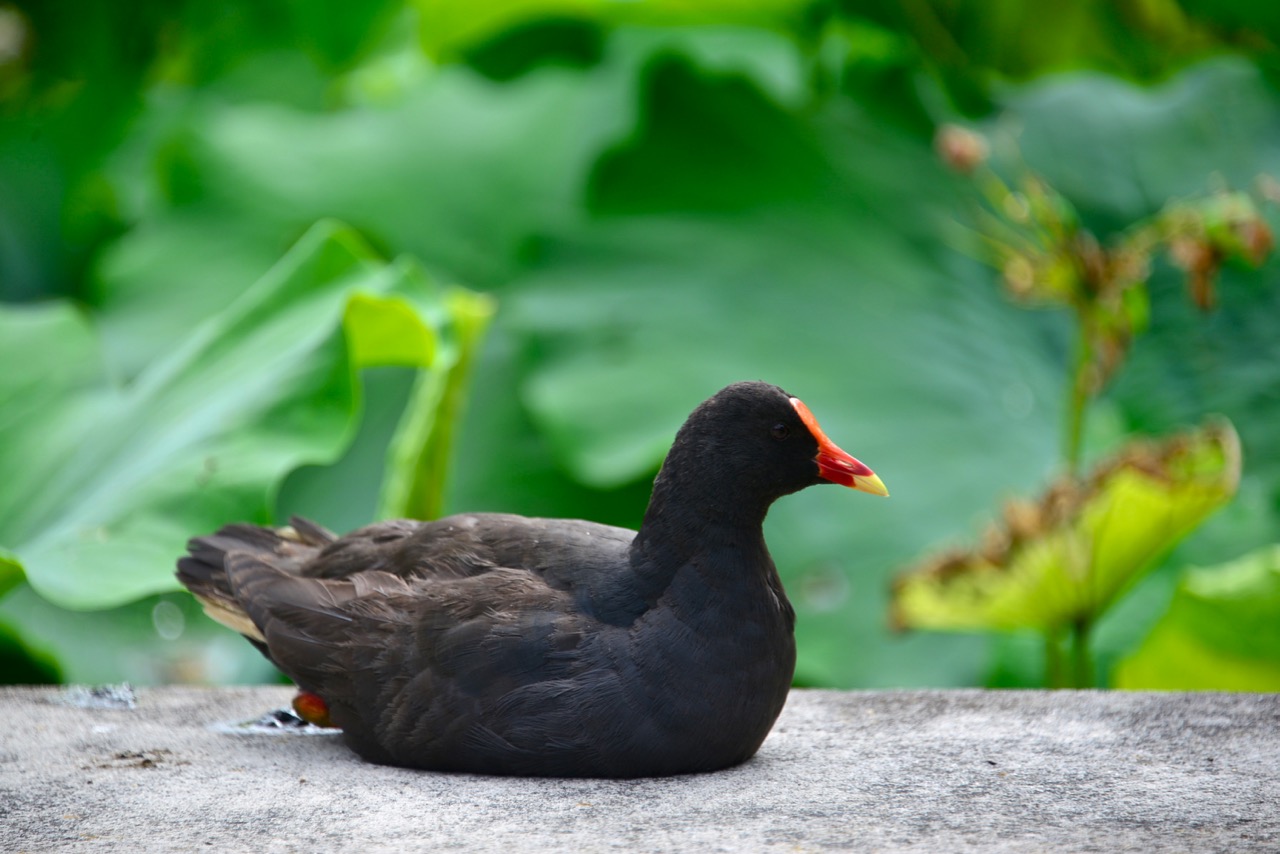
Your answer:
(344, 291), (438, 367)
(1116, 545), (1280, 690)
(892, 419), (1241, 633)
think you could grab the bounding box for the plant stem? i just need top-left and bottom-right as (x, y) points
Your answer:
(1045, 627), (1065, 689)
(1070, 617), (1094, 688)
(378, 289), (495, 521)
(1064, 311), (1093, 478)
(1049, 306), (1095, 688)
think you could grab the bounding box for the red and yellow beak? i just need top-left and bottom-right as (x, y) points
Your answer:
(790, 397), (889, 497)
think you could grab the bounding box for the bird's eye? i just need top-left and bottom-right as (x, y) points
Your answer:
(771, 423), (790, 440)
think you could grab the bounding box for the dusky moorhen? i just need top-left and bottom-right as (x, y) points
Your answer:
(177, 381), (887, 777)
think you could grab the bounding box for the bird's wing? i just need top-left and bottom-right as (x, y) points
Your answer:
(297, 513), (636, 586)
(223, 550), (599, 768)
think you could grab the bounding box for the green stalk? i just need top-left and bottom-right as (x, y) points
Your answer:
(1045, 627), (1065, 689)
(1047, 304), (1095, 686)
(1070, 617), (1094, 688)
(1064, 310), (1093, 478)
(378, 289), (495, 521)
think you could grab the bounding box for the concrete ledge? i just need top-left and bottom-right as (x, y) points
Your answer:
(2, 687), (1277, 852)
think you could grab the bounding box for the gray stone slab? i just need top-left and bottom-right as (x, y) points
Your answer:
(1, 686), (1277, 852)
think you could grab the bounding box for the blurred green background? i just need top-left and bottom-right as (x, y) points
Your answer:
(2, 0), (1278, 690)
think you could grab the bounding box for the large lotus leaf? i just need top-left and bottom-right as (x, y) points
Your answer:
(1108, 267), (1280, 498)
(0, 550), (20, 601)
(0, 587), (278, 686)
(414, 0), (810, 59)
(92, 61), (616, 381)
(0, 615), (61, 684)
(0, 303), (102, 599)
(0, 220), (486, 610)
(511, 58), (1280, 497)
(891, 420), (1241, 633)
(1115, 545), (1280, 690)
(1000, 59), (1280, 236)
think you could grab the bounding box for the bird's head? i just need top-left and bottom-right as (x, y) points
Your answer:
(671, 381), (888, 504)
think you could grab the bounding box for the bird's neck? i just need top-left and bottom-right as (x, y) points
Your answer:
(627, 463), (796, 646)
(630, 445), (776, 581)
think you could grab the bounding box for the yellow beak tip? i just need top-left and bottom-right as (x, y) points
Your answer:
(854, 472), (890, 498)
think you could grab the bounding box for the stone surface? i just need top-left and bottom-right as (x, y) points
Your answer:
(1, 686), (1277, 852)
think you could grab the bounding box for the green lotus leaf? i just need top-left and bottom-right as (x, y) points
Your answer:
(1116, 545), (1280, 690)
(891, 419), (1242, 633)
(0, 221), (490, 610)
(0, 550), (21, 601)
(414, 0), (811, 60)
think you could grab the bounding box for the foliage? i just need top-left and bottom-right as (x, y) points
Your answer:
(2, 0), (1279, 687)
(1117, 545), (1280, 690)
(893, 420), (1240, 685)
(0, 620), (60, 684)
(0, 223), (492, 610)
(952, 135), (1272, 469)
(893, 421), (1242, 632)
(892, 112), (1272, 687)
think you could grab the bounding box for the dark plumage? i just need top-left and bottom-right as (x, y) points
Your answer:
(177, 381), (887, 777)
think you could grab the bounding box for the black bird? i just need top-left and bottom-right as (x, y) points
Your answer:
(177, 381), (887, 777)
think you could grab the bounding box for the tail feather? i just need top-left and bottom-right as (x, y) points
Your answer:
(287, 516), (337, 546)
(176, 518), (334, 642)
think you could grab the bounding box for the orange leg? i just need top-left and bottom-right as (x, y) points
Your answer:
(292, 690), (336, 728)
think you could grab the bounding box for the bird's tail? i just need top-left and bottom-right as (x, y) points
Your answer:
(176, 517), (336, 642)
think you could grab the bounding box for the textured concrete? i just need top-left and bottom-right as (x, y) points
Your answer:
(1, 686), (1277, 852)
